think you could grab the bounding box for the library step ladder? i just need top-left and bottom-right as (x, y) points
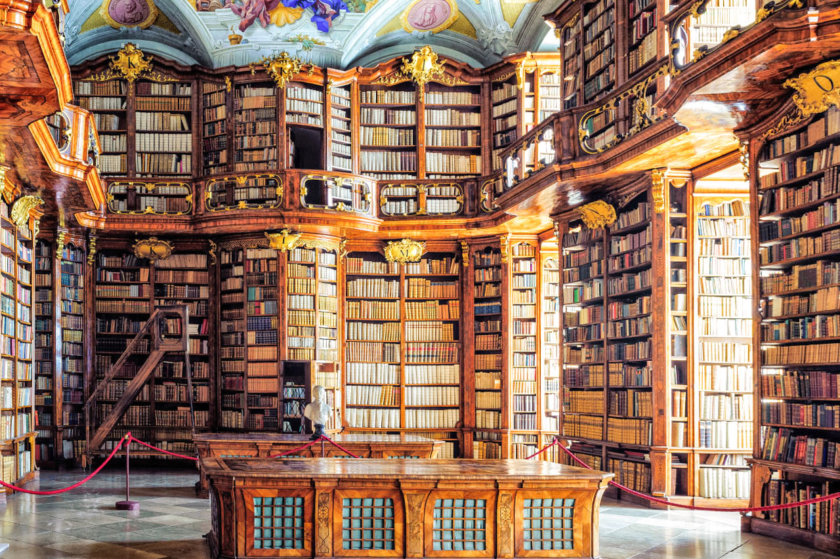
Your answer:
(85, 306), (195, 466)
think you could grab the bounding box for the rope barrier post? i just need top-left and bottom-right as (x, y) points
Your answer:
(116, 434), (139, 511)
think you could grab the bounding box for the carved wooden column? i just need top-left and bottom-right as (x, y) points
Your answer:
(400, 483), (432, 558)
(314, 480), (337, 557)
(496, 486), (516, 558)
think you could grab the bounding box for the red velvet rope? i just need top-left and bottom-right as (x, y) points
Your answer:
(268, 437), (324, 458)
(557, 442), (840, 513)
(525, 438), (558, 460)
(128, 435), (198, 461)
(0, 434), (127, 495)
(321, 436), (361, 458)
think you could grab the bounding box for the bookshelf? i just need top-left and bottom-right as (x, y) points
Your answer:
(689, 0), (755, 52)
(73, 79), (127, 175)
(541, 246), (562, 461)
(60, 241), (85, 461)
(206, 174), (282, 210)
(234, 83), (278, 172)
(287, 81), (325, 170)
(538, 72), (564, 122)
(219, 247), (245, 430)
(93, 248), (153, 452)
(153, 252), (211, 450)
(509, 240), (539, 458)
(582, 0), (616, 103)
(244, 247), (280, 431)
(134, 80), (193, 177)
(328, 82), (353, 173)
(561, 220), (606, 458)
(561, 17), (582, 110)
(693, 195), (752, 501)
(491, 74), (518, 171)
(343, 251), (402, 430)
(34, 240), (55, 463)
(747, 105), (840, 548)
(0, 200), (37, 489)
(379, 183), (464, 217)
(472, 243), (505, 458)
(359, 84), (417, 180)
(106, 181), (192, 215)
(342, 248), (461, 457)
(202, 81), (228, 175)
(628, 0), (657, 76)
(668, 179), (690, 497)
(424, 83), (482, 179)
(286, 82), (324, 128)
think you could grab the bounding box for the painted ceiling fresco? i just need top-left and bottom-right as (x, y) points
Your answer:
(65, 0), (563, 69)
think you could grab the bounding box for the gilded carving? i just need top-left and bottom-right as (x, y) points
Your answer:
(739, 141), (750, 181)
(88, 44), (177, 83)
(224, 76), (232, 92)
(460, 240), (470, 263)
(577, 200), (617, 229)
(208, 239), (218, 266)
(252, 52), (302, 89)
(405, 493), (425, 556)
(56, 230), (66, 258)
(373, 47), (467, 92)
(132, 237), (173, 261)
(298, 236), (342, 253)
(316, 493), (330, 556)
(11, 195), (44, 231)
(384, 239), (425, 263)
(500, 235), (509, 263)
(265, 229), (302, 252)
(579, 64), (668, 155)
(87, 234), (97, 266)
(498, 493), (513, 556)
(784, 59), (840, 118)
(651, 169), (666, 214)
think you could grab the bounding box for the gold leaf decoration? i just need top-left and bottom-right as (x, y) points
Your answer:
(11, 195), (44, 231)
(132, 237), (173, 261)
(384, 238), (425, 263)
(265, 229), (302, 252)
(577, 200), (617, 229)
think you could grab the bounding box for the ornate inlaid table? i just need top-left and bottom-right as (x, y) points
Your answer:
(203, 456), (613, 558)
(194, 433), (442, 496)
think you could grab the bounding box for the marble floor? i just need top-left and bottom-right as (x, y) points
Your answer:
(0, 467), (834, 558)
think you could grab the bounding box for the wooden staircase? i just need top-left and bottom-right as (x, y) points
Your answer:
(85, 306), (194, 464)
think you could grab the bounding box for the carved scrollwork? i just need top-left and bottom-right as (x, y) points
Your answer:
(405, 493), (425, 556)
(316, 493), (330, 556)
(11, 195), (44, 231)
(265, 229), (302, 253)
(251, 52), (302, 89)
(384, 239), (425, 263)
(651, 169), (666, 213)
(498, 493), (513, 556)
(132, 237), (173, 261)
(577, 200), (617, 229)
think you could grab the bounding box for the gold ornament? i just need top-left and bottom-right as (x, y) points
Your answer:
(784, 59), (840, 119)
(109, 43), (152, 83)
(400, 46), (445, 98)
(11, 195), (44, 231)
(132, 237), (173, 261)
(651, 169), (666, 214)
(253, 52), (302, 89)
(87, 235), (97, 266)
(384, 239), (425, 263)
(577, 200), (617, 229)
(265, 229), (302, 252)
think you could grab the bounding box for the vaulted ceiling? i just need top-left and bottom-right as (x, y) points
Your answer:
(65, 0), (563, 69)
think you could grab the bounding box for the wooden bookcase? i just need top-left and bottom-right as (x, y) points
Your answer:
(746, 104), (840, 550)
(234, 83), (278, 173)
(134, 79), (193, 177)
(202, 80), (228, 175)
(342, 246), (462, 458)
(34, 240), (55, 463)
(0, 199), (36, 489)
(74, 79), (127, 176)
(59, 239), (86, 460)
(359, 84), (418, 181)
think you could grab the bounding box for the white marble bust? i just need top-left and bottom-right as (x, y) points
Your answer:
(303, 385), (331, 439)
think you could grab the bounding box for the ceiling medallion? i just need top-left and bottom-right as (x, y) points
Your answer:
(384, 239), (425, 263)
(400, 0), (459, 34)
(99, 0), (158, 29)
(132, 237), (173, 261)
(253, 52), (302, 89)
(577, 200), (617, 230)
(265, 229), (302, 252)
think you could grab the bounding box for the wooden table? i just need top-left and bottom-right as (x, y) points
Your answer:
(203, 457), (613, 559)
(194, 433), (442, 497)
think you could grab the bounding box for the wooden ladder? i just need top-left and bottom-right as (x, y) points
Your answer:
(85, 306), (194, 464)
